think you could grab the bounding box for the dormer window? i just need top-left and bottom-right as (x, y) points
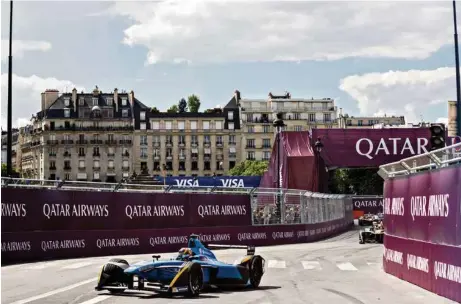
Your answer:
(140, 111), (145, 120)
(64, 109), (70, 118)
(122, 98), (127, 106)
(78, 97), (84, 106)
(92, 98), (98, 106)
(122, 109), (128, 118)
(64, 97), (70, 107)
(107, 98), (113, 106)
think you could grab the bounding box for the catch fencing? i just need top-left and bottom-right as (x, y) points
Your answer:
(1, 177), (353, 264)
(378, 142), (461, 303)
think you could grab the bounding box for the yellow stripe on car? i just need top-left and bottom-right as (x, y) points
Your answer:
(240, 256), (252, 264)
(169, 262), (191, 287)
(97, 265), (104, 284)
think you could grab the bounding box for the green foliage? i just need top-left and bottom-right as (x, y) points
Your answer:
(187, 94), (201, 113)
(228, 160), (269, 176)
(178, 98), (187, 113)
(167, 104), (179, 113)
(1, 163), (18, 177)
(151, 107), (160, 113)
(328, 168), (383, 195)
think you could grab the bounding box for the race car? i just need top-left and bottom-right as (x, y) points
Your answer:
(95, 234), (265, 297)
(358, 213), (380, 226)
(359, 221), (384, 244)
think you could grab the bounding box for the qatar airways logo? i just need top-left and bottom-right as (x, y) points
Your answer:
(356, 137), (429, 160)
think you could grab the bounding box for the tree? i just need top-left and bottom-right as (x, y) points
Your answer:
(228, 160), (269, 176)
(2, 163), (19, 177)
(178, 98), (187, 113)
(328, 168), (383, 195)
(151, 107), (160, 113)
(187, 94), (201, 113)
(167, 105), (179, 113)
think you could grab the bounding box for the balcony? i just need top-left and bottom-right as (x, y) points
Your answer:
(64, 166), (72, 171)
(54, 125), (135, 132)
(153, 142), (160, 148)
(228, 142), (236, 145)
(76, 140), (88, 145)
(153, 155), (160, 161)
(229, 153), (236, 158)
(166, 155), (173, 161)
(262, 145), (271, 149)
(122, 166), (130, 171)
(119, 140), (132, 145)
(122, 152), (130, 157)
(61, 140), (74, 145)
(93, 166), (100, 170)
(107, 153), (115, 157)
(216, 142), (223, 148)
(49, 166), (56, 170)
(78, 166), (86, 171)
(93, 153), (101, 157)
(165, 141), (173, 147)
(191, 142), (198, 147)
(47, 140), (59, 145)
(105, 140), (117, 145)
(49, 153), (56, 157)
(140, 154), (148, 159)
(63, 153), (71, 157)
(217, 154), (223, 161)
(246, 145), (256, 149)
(90, 140), (103, 145)
(178, 155), (186, 160)
(78, 153), (86, 157)
(204, 142), (211, 147)
(178, 142), (185, 148)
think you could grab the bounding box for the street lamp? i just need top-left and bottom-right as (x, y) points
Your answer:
(273, 112), (286, 222)
(453, 0), (461, 136)
(314, 137), (324, 192)
(6, 0), (14, 176)
(314, 137), (323, 153)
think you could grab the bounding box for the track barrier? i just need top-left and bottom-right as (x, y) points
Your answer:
(378, 142), (461, 303)
(1, 180), (353, 264)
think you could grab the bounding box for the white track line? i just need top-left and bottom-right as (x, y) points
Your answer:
(9, 278), (96, 304)
(77, 295), (112, 304)
(267, 260), (286, 268)
(336, 262), (358, 271)
(62, 261), (94, 269)
(302, 261), (322, 270)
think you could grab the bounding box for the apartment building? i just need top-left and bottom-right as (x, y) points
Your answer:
(235, 90), (338, 161)
(1, 129), (20, 170)
(338, 112), (405, 128)
(132, 97), (241, 177)
(18, 86), (147, 181)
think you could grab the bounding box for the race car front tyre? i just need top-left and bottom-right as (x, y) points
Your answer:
(186, 263), (203, 297)
(97, 262), (130, 293)
(249, 256), (264, 288)
(109, 258), (129, 265)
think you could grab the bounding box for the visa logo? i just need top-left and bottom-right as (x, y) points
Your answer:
(220, 179), (245, 188)
(175, 179), (199, 187)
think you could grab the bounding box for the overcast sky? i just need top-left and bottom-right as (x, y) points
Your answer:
(0, 1), (458, 129)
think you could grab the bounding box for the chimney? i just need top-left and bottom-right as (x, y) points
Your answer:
(41, 89), (59, 111)
(448, 100), (458, 137)
(114, 88), (118, 112)
(72, 88), (77, 112)
(339, 107), (343, 117)
(129, 90), (135, 106)
(234, 90), (241, 101)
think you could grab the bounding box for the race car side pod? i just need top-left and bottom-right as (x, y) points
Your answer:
(207, 244), (255, 256)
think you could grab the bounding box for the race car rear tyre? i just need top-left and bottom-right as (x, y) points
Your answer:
(249, 256), (264, 288)
(186, 263), (203, 297)
(98, 263), (129, 293)
(109, 258), (129, 265)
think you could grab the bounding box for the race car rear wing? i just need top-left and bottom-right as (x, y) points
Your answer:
(207, 244), (255, 256)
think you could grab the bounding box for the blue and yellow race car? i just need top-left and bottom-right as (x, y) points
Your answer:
(95, 234), (266, 297)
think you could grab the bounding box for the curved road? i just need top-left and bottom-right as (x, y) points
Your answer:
(2, 227), (456, 304)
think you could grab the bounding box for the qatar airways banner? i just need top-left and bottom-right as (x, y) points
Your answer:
(1, 218), (351, 264)
(164, 176), (261, 188)
(383, 165), (461, 246)
(352, 196), (383, 214)
(383, 235), (461, 303)
(1, 188), (251, 233)
(312, 128), (432, 167)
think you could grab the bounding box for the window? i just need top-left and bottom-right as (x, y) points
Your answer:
(64, 98), (70, 107)
(93, 172), (100, 180)
(178, 135), (185, 144)
(108, 160), (114, 168)
(215, 121), (222, 129)
(263, 125), (271, 133)
(107, 98), (113, 106)
(152, 121), (159, 129)
(140, 147), (147, 158)
(93, 147), (100, 156)
(216, 135), (223, 144)
(178, 121), (185, 130)
(79, 97), (84, 106)
(79, 160), (85, 168)
(203, 121), (210, 129)
(346, 120), (352, 126)
(293, 113), (301, 120)
(122, 98), (127, 106)
(229, 135), (235, 144)
(323, 113), (331, 122)
(263, 151), (271, 160)
(308, 113), (315, 122)
(295, 125), (303, 131)
(358, 120), (363, 126)
(204, 135), (211, 144)
(49, 161), (56, 169)
(228, 122), (234, 130)
(153, 135), (160, 143)
(140, 111), (146, 120)
(263, 139), (271, 148)
(228, 111), (234, 120)
(247, 126), (254, 133)
(94, 160), (100, 168)
(246, 139), (255, 148)
(140, 135), (147, 145)
(140, 122), (146, 130)
(122, 109), (128, 117)
(123, 160), (129, 168)
(191, 121), (197, 129)
(78, 147), (85, 156)
(165, 121), (172, 129)
(92, 98), (98, 106)
(64, 109), (70, 118)
(191, 135), (198, 144)
(368, 120), (374, 126)
(247, 151), (255, 160)
(108, 147), (114, 155)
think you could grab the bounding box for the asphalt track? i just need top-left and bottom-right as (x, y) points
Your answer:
(1, 226), (457, 304)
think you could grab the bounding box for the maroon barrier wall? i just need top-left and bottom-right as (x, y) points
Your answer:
(1, 219), (351, 264)
(383, 165), (461, 303)
(1, 188), (251, 232)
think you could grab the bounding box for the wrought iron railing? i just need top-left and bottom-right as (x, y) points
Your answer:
(378, 142), (461, 179)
